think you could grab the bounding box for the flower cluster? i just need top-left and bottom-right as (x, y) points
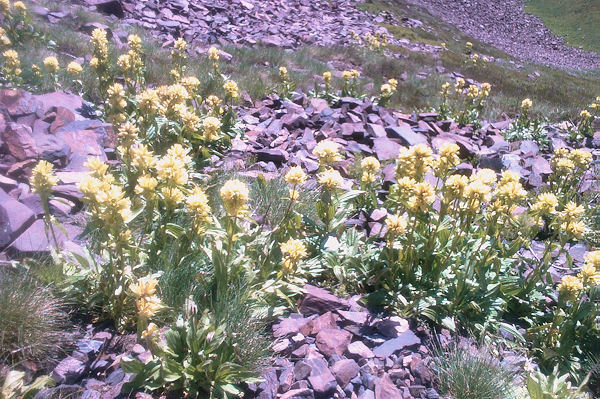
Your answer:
(202, 116), (221, 141)
(220, 179), (249, 217)
(67, 61), (82, 75)
(285, 165), (307, 201)
(43, 56), (58, 73)
(118, 34), (145, 89)
(396, 143), (433, 180)
(106, 82), (128, 126)
(186, 186), (212, 234)
(318, 168), (344, 191)
(280, 238), (308, 275)
(313, 140), (342, 166)
(361, 156), (381, 184)
(156, 144), (192, 206)
(131, 276), (162, 319)
(79, 158), (133, 231)
(89, 28), (111, 94)
(2, 48), (21, 81)
(170, 38), (188, 80)
(379, 78), (398, 106)
(350, 30), (388, 53)
(30, 160), (59, 196)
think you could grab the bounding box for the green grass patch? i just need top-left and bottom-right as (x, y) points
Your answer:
(526, 0), (600, 53)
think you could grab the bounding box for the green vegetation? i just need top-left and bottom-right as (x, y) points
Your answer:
(0, 269), (70, 365)
(526, 0), (600, 53)
(431, 340), (518, 399)
(15, 0), (598, 122)
(1, 0), (599, 398)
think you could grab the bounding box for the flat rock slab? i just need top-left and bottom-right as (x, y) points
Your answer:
(373, 331), (421, 358)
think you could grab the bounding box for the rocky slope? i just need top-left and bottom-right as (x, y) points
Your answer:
(407, 0), (600, 70)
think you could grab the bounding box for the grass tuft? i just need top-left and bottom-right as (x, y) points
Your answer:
(0, 268), (71, 366)
(431, 339), (518, 399)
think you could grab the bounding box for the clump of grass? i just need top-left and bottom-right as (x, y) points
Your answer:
(431, 339), (518, 399)
(0, 268), (70, 365)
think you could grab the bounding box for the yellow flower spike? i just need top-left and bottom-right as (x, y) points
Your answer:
(161, 186), (185, 206)
(67, 61), (83, 75)
(578, 264), (600, 286)
(464, 180), (492, 209)
(387, 78), (398, 91)
(174, 38), (187, 52)
(342, 70), (352, 81)
(313, 140), (342, 166)
(361, 156), (381, 173)
(223, 80), (239, 98)
(156, 146), (190, 187)
(186, 186), (212, 226)
(30, 160), (59, 195)
(280, 238), (308, 263)
(3, 49), (20, 67)
(137, 88), (160, 116)
(531, 192), (558, 216)
(288, 188), (300, 202)
(130, 276), (159, 298)
(435, 143), (460, 174)
(568, 149), (592, 170)
(127, 34), (142, 52)
(584, 251), (600, 271)
(202, 116), (222, 141)
(280, 238), (308, 274)
(117, 54), (132, 72)
(279, 66), (289, 80)
(84, 157), (109, 178)
(361, 172), (377, 184)
(181, 76), (200, 93)
(0, 0), (10, 13)
(557, 275), (583, 301)
(553, 158), (575, 174)
(480, 82), (491, 96)
(13, 1), (26, 11)
(472, 168), (497, 185)
(89, 57), (99, 69)
(220, 179), (250, 217)
(131, 144), (157, 172)
(323, 71), (332, 84)
(521, 98), (532, 111)
(407, 181), (435, 213)
(284, 166), (307, 186)
(136, 295), (162, 318)
(380, 83), (393, 96)
(317, 168), (344, 191)
(385, 214), (407, 237)
(141, 323), (158, 339)
(395, 176), (418, 200)
(443, 174), (468, 201)
(208, 46), (219, 61)
(135, 174), (158, 197)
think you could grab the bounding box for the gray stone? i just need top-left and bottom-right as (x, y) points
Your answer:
(315, 328), (353, 357)
(300, 285), (350, 315)
(331, 359), (359, 387)
(373, 331), (421, 357)
(306, 357), (337, 397)
(346, 341), (375, 360)
(52, 357), (86, 384)
(280, 388), (315, 399)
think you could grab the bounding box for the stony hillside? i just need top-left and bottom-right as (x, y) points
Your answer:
(0, 1), (599, 399)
